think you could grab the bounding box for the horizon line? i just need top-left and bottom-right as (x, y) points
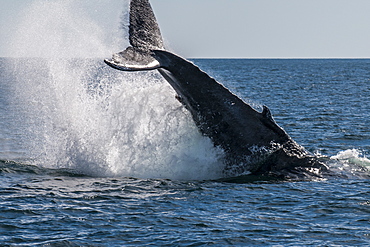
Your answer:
(188, 56), (370, 59)
(1, 56), (370, 60)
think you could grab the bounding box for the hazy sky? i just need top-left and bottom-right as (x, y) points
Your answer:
(1, 0), (370, 58)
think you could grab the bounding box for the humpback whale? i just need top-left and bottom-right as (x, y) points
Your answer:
(105, 0), (329, 179)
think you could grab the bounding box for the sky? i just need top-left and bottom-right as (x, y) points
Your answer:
(1, 0), (370, 58)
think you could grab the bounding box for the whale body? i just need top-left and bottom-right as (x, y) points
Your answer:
(105, 0), (328, 179)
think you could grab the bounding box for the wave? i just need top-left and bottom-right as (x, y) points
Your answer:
(327, 149), (370, 179)
(0, 160), (86, 177)
(331, 149), (370, 166)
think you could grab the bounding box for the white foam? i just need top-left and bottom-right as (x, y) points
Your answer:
(331, 149), (370, 169)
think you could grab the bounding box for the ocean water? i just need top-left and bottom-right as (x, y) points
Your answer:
(1, 58), (370, 246)
(1, 0), (370, 245)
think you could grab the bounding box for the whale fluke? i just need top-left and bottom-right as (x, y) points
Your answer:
(104, 0), (164, 71)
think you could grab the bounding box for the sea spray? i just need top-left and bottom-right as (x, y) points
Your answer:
(11, 57), (225, 179)
(6, 0), (225, 180)
(9, 0), (124, 58)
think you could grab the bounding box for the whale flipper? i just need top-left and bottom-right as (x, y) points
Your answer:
(104, 0), (164, 71)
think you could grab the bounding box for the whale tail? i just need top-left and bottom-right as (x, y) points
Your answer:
(104, 0), (164, 71)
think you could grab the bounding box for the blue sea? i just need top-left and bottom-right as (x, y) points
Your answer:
(0, 58), (369, 246)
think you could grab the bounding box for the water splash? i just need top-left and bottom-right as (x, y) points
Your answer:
(331, 149), (370, 168)
(11, 58), (224, 180)
(329, 149), (370, 178)
(7, 0), (225, 180)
